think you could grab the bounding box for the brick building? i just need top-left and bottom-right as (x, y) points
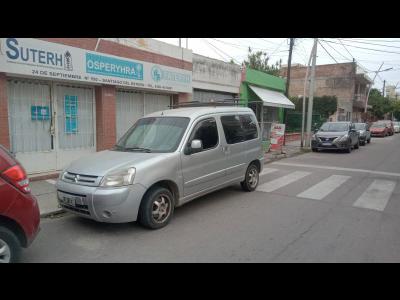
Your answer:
(280, 62), (372, 122)
(0, 38), (192, 175)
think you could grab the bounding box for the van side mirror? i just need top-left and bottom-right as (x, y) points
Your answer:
(191, 140), (202, 152)
(185, 139), (202, 155)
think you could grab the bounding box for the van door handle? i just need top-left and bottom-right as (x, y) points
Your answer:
(221, 146), (230, 154)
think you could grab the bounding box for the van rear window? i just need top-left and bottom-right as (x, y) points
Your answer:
(221, 114), (258, 144)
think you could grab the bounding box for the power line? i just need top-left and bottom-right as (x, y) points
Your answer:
(343, 38), (400, 43)
(339, 38), (400, 50)
(210, 38), (275, 52)
(322, 39), (352, 61)
(318, 40), (339, 63)
(201, 39), (230, 62)
(203, 39), (241, 64)
(321, 39), (400, 55)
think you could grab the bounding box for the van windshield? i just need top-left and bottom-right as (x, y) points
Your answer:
(114, 117), (190, 153)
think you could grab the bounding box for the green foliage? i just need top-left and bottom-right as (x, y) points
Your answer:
(289, 95), (338, 119)
(286, 96), (337, 132)
(368, 88), (397, 119)
(392, 101), (400, 120)
(243, 47), (282, 76)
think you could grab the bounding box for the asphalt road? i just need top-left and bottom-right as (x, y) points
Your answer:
(22, 134), (400, 262)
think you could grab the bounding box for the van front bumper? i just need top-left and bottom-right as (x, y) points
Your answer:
(56, 180), (147, 223)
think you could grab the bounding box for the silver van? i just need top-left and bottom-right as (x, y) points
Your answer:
(56, 106), (264, 229)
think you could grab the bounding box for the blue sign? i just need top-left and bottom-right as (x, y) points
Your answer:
(31, 106), (50, 121)
(151, 66), (162, 82)
(151, 65), (191, 84)
(64, 95), (78, 134)
(86, 53), (143, 80)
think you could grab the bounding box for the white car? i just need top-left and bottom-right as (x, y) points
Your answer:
(394, 122), (400, 133)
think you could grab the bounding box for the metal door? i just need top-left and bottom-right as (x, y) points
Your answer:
(55, 84), (95, 171)
(144, 93), (171, 115)
(116, 90), (144, 140)
(7, 79), (56, 174)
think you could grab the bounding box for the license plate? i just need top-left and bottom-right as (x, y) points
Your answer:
(322, 142), (332, 146)
(58, 192), (83, 207)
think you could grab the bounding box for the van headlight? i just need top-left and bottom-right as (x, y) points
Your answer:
(100, 167), (136, 187)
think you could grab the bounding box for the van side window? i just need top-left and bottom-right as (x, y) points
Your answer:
(240, 114), (258, 141)
(189, 118), (219, 152)
(221, 114), (258, 144)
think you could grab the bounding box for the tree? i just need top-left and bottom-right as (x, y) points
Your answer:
(368, 88), (393, 119)
(243, 47), (282, 76)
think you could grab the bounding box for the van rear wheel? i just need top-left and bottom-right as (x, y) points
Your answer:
(241, 163), (259, 192)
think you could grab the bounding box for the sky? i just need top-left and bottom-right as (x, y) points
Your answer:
(154, 38), (400, 93)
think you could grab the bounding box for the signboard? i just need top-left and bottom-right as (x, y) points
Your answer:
(64, 95), (78, 134)
(0, 38), (192, 93)
(270, 123), (285, 151)
(31, 106), (50, 120)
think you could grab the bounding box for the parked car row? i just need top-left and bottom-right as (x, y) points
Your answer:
(370, 120), (398, 137)
(311, 122), (365, 153)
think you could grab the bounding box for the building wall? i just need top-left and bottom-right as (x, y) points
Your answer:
(38, 38), (192, 71)
(0, 73), (10, 149)
(0, 38), (193, 175)
(280, 62), (357, 120)
(192, 54), (241, 94)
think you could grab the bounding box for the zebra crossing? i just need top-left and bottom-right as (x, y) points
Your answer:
(257, 167), (398, 212)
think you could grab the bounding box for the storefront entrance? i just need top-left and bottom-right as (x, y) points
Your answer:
(7, 79), (96, 175)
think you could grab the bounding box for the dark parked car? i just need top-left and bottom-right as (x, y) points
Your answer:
(354, 123), (371, 146)
(0, 145), (40, 263)
(311, 122), (360, 153)
(370, 122), (389, 137)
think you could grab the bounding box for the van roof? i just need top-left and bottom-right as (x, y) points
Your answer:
(145, 106), (254, 119)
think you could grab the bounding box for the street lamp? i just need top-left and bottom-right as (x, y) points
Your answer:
(364, 64), (393, 114)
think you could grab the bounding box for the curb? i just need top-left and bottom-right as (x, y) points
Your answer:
(40, 208), (65, 218)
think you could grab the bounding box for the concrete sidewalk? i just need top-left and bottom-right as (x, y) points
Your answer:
(32, 141), (306, 217)
(31, 179), (63, 217)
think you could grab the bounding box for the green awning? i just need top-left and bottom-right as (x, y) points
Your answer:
(249, 85), (295, 109)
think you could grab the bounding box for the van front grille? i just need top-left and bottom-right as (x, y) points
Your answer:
(62, 172), (102, 186)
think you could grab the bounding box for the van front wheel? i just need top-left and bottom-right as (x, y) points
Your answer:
(241, 164), (259, 192)
(138, 186), (174, 230)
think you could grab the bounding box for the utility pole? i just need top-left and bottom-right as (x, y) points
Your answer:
(365, 63), (384, 113)
(383, 80), (386, 97)
(300, 42), (315, 148)
(179, 38), (182, 47)
(305, 38), (318, 148)
(283, 38), (295, 146)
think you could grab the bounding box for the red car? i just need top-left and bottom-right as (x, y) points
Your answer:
(370, 122), (389, 137)
(0, 145), (40, 263)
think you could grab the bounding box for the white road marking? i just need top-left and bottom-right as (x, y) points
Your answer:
(257, 171), (311, 193)
(46, 179), (57, 185)
(353, 179), (396, 211)
(272, 162), (400, 178)
(297, 175), (351, 200)
(260, 168), (279, 176)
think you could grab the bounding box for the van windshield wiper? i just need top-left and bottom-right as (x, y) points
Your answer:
(124, 147), (153, 153)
